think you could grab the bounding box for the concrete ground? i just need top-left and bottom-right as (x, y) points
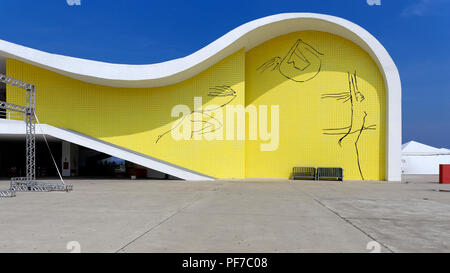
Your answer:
(0, 175), (449, 253)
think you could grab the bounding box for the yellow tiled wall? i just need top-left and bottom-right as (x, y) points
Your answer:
(245, 31), (385, 180)
(7, 31), (385, 180)
(7, 50), (246, 179)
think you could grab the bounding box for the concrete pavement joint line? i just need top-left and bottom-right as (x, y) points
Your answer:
(114, 186), (224, 253)
(115, 198), (199, 253)
(287, 182), (395, 253)
(313, 197), (395, 253)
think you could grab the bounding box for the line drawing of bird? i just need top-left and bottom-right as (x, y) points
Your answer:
(257, 38), (324, 83)
(321, 71), (376, 180)
(156, 85), (237, 144)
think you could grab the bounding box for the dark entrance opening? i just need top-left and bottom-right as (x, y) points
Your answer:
(0, 137), (179, 180)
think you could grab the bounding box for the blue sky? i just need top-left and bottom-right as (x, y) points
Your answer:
(1, 0), (449, 148)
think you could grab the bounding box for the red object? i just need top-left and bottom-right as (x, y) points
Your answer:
(440, 165), (450, 184)
(127, 168), (147, 178)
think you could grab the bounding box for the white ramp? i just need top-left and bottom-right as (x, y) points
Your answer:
(0, 119), (214, 181)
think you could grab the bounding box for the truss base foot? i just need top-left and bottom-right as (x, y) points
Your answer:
(0, 190), (16, 198)
(11, 180), (73, 193)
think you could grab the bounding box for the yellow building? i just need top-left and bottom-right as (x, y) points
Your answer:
(0, 13), (402, 182)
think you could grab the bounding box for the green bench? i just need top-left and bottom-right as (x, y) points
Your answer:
(292, 167), (316, 180)
(316, 167), (343, 181)
(292, 167), (344, 181)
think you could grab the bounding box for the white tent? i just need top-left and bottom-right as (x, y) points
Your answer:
(402, 141), (450, 174)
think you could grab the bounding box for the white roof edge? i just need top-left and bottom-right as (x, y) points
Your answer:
(0, 12), (397, 88)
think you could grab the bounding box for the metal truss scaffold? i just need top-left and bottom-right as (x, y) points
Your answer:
(0, 73), (73, 197)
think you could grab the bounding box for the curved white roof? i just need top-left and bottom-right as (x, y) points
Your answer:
(0, 13), (397, 89)
(0, 13), (403, 181)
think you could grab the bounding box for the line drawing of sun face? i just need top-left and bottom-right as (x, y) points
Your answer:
(257, 39), (324, 83)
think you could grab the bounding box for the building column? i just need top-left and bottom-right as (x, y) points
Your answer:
(61, 141), (79, 177)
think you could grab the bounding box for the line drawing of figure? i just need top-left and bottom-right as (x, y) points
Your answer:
(257, 38), (324, 83)
(155, 85), (237, 144)
(321, 71), (376, 180)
